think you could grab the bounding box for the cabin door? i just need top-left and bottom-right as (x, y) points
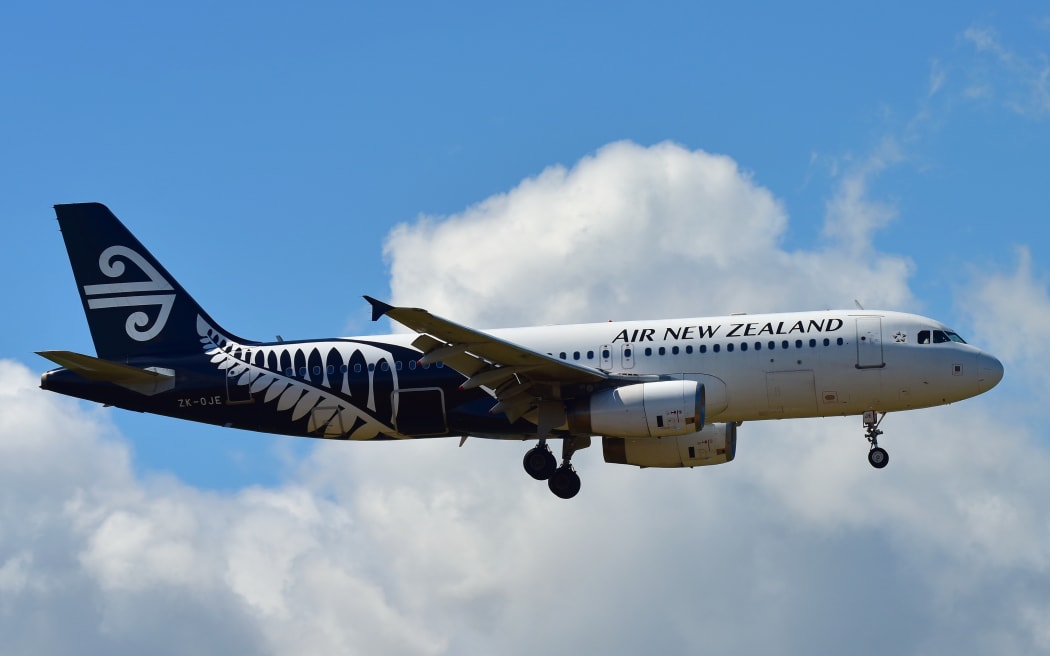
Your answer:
(855, 317), (885, 369)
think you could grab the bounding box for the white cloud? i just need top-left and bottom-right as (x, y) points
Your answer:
(960, 24), (1050, 117)
(6, 143), (1050, 654)
(963, 247), (1050, 367)
(822, 138), (905, 257)
(384, 141), (915, 328)
(928, 58), (947, 98)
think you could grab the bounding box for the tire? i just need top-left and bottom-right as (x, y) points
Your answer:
(547, 466), (581, 499)
(868, 447), (889, 469)
(523, 445), (557, 480)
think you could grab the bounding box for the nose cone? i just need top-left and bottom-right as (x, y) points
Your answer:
(977, 352), (1004, 393)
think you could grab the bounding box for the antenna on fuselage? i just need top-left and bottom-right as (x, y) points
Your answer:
(854, 300), (865, 310)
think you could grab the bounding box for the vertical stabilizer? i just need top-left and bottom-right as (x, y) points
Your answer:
(54, 202), (252, 360)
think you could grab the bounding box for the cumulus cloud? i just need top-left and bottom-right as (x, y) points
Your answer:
(963, 247), (1050, 367)
(384, 141), (915, 328)
(6, 140), (1050, 654)
(7, 351), (1050, 654)
(0, 361), (442, 655)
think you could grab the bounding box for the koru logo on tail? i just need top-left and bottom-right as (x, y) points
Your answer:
(83, 245), (175, 342)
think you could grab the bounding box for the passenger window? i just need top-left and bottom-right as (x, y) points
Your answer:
(713, 344), (720, 353)
(727, 343), (734, 352)
(823, 338), (830, 347)
(782, 340), (789, 349)
(700, 345), (707, 354)
(644, 347), (653, 356)
(672, 346), (680, 355)
(768, 341), (776, 350)
(381, 362), (389, 372)
(573, 351), (581, 361)
(837, 338), (844, 346)
(601, 349), (610, 359)
(354, 364), (362, 373)
(795, 340), (803, 348)
(409, 360), (417, 370)
(658, 347), (666, 356)
(740, 343), (748, 352)
(313, 366), (321, 376)
(754, 342), (761, 351)
(686, 345), (693, 354)
(587, 350), (595, 359)
(299, 367), (308, 377)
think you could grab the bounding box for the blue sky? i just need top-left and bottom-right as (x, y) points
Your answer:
(3, 2), (1050, 654)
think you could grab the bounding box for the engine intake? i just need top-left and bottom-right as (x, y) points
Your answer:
(568, 380), (705, 438)
(603, 422), (737, 468)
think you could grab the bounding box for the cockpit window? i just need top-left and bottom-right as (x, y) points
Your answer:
(944, 330), (967, 344)
(918, 329), (967, 345)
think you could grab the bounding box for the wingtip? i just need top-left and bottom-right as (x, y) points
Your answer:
(363, 296), (394, 322)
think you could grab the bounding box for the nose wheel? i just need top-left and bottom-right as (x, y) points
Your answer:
(863, 411), (889, 469)
(868, 446), (889, 468)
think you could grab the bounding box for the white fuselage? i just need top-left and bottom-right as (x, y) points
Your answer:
(366, 309), (1002, 426)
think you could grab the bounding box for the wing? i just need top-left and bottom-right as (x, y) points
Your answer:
(364, 297), (625, 426)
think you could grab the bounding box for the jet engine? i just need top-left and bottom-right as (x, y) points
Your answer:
(602, 422), (737, 468)
(567, 380), (705, 438)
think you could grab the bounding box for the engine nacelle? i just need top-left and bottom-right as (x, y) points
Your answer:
(602, 422), (737, 468)
(567, 380), (705, 438)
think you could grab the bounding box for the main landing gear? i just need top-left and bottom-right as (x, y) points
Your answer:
(523, 437), (586, 499)
(864, 410), (889, 469)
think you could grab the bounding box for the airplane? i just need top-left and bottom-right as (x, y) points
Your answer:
(38, 203), (1005, 499)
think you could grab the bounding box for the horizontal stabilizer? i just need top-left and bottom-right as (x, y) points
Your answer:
(37, 350), (175, 396)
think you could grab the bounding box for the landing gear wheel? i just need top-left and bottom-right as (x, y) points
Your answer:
(548, 465), (581, 499)
(868, 447), (889, 469)
(523, 445), (557, 480)
(862, 411), (889, 469)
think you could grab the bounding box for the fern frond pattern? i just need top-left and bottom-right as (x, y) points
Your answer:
(197, 315), (414, 439)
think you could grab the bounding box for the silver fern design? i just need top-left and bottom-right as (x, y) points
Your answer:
(197, 316), (400, 439)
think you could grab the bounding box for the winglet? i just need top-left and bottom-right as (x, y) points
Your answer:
(363, 296), (394, 322)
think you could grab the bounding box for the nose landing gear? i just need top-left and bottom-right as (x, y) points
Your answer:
(864, 410), (889, 469)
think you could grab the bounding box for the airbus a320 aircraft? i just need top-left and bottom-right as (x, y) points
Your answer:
(39, 203), (1004, 499)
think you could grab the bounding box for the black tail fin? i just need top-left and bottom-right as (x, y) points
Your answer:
(54, 203), (253, 361)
